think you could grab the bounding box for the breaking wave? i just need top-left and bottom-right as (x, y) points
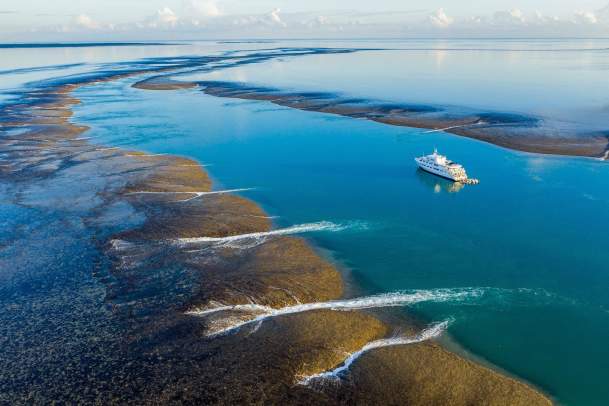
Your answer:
(111, 220), (363, 251)
(178, 188), (254, 202)
(174, 221), (356, 248)
(126, 188), (254, 202)
(187, 288), (482, 337)
(298, 320), (451, 385)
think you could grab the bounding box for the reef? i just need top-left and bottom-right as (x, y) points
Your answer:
(336, 341), (551, 405)
(132, 76), (199, 91)
(194, 81), (609, 159)
(0, 49), (552, 404)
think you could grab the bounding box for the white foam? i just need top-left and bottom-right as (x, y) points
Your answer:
(129, 153), (167, 157)
(178, 188), (254, 202)
(298, 320), (450, 385)
(126, 188), (253, 202)
(175, 221), (348, 247)
(423, 120), (487, 134)
(109, 239), (135, 251)
(423, 124), (470, 134)
(193, 303), (272, 316)
(178, 164), (208, 167)
(187, 288), (481, 337)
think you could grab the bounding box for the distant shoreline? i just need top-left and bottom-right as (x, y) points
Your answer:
(0, 42), (180, 49)
(190, 80), (609, 159)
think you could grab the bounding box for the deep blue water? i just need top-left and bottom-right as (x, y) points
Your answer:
(72, 71), (609, 405)
(2, 40), (609, 405)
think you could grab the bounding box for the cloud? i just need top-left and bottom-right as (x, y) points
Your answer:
(231, 8), (287, 28)
(574, 11), (598, 24)
(493, 9), (526, 25)
(145, 7), (179, 28)
(530, 11), (559, 25)
(268, 8), (286, 27)
(303, 15), (330, 28)
(74, 14), (100, 30)
(429, 8), (453, 28)
(421, 5), (609, 34)
(182, 0), (220, 18)
(598, 4), (609, 20)
(13, 3), (609, 41)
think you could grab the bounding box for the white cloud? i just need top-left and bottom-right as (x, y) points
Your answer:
(303, 15), (329, 28)
(183, 0), (220, 18)
(597, 4), (609, 21)
(574, 11), (598, 24)
(146, 7), (179, 28)
(530, 11), (558, 25)
(16, 3), (609, 41)
(466, 15), (486, 25)
(230, 8), (287, 28)
(268, 8), (286, 27)
(429, 8), (453, 28)
(493, 9), (526, 25)
(74, 14), (100, 30)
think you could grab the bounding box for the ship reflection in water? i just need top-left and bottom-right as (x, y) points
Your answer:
(416, 169), (464, 194)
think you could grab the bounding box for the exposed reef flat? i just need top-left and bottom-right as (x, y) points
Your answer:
(132, 76), (199, 90)
(0, 50), (552, 404)
(339, 341), (551, 405)
(190, 81), (609, 159)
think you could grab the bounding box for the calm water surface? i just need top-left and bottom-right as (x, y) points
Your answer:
(2, 40), (609, 405)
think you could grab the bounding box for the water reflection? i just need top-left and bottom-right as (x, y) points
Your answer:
(415, 169), (464, 193)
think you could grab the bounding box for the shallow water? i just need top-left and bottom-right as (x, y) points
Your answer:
(3, 40), (609, 405)
(188, 38), (609, 131)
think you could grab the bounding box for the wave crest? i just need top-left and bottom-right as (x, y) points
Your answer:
(174, 221), (358, 249)
(187, 288), (481, 337)
(298, 320), (451, 385)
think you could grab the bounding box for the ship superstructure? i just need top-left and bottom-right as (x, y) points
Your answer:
(415, 149), (478, 184)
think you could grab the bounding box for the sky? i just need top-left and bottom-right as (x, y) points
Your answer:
(2, 0), (609, 41)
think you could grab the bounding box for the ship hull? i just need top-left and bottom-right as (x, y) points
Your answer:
(415, 159), (459, 182)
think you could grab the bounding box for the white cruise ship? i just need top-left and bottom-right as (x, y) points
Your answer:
(415, 149), (477, 184)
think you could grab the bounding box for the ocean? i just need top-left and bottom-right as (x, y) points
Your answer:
(2, 39), (609, 405)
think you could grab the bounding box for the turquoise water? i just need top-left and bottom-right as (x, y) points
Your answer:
(3, 40), (609, 405)
(73, 71), (609, 405)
